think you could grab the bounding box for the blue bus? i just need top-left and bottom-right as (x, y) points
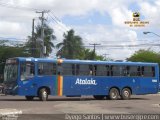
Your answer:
(3, 57), (159, 101)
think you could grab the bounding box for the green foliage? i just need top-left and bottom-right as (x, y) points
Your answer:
(127, 49), (160, 63)
(0, 45), (29, 82)
(56, 29), (106, 60)
(82, 49), (105, 60)
(56, 29), (84, 59)
(0, 40), (9, 46)
(26, 23), (56, 57)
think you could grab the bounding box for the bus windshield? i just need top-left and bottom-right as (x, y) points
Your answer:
(4, 63), (18, 82)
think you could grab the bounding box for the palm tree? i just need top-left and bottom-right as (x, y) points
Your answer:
(56, 29), (84, 59)
(26, 23), (56, 57)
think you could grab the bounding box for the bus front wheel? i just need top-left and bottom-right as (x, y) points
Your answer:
(25, 96), (34, 101)
(39, 88), (48, 101)
(109, 88), (119, 100)
(121, 88), (131, 100)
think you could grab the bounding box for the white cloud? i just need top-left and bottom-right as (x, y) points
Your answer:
(0, 21), (30, 38)
(0, 0), (159, 60)
(71, 24), (138, 60)
(139, 0), (160, 27)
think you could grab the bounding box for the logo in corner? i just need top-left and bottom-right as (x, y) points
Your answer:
(124, 11), (149, 27)
(133, 12), (140, 18)
(133, 12), (140, 21)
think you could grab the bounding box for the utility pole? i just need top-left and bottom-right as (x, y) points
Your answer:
(36, 10), (49, 58)
(31, 18), (35, 57)
(89, 43), (101, 60)
(103, 53), (109, 60)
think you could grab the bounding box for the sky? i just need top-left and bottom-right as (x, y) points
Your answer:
(0, 0), (160, 60)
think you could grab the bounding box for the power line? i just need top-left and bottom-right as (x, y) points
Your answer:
(50, 11), (62, 22)
(89, 43), (101, 51)
(84, 43), (160, 48)
(104, 39), (160, 43)
(89, 43), (101, 59)
(47, 13), (69, 32)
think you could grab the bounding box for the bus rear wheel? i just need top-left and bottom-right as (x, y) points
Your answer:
(121, 88), (131, 100)
(25, 96), (34, 101)
(93, 95), (105, 100)
(39, 88), (48, 101)
(109, 88), (119, 100)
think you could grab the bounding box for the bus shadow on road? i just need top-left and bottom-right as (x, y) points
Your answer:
(0, 96), (150, 101)
(127, 98), (150, 100)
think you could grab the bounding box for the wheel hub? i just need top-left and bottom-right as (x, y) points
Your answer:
(43, 91), (47, 98)
(112, 91), (117, 98)
(124, 91), (129, 97)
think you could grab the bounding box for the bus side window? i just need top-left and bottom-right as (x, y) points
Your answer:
(57, 64), (62, 75)
(143, 66), (155, 77)
(96, 65), (109, 76)
(129, 66), (138, 76)
(38, 63), (44, 75)
(38, 69), (43, 75)
(72, 64), (75, 75)
(126, 66), (130, 76)
(94, 65), (97, 76)
(78, 64), (91, 76)
(62, 63), (75, 75)
(137, 66), (141, 76)
(89, 65), (93, 75)
(112, 65), (121, 76)
(152, 67), (155, 77)
(76, 64), (79, 75)
(88, 64), (96, 76)
(110, 65), (113, 76)
(106, 65), (110, 76)
(53, 64), (57, 75)
(141, 66), (144, 76)
(38, 62), (56, 75)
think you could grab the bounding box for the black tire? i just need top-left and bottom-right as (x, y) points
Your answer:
(121, 88), (131, 100)
(109, 88), (119, 100)
(25, 96), (34, 101)
(39, 88), (48, 101)
(93, 95), (105, 100)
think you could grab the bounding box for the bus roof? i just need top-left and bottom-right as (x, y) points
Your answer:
(62, 59), (158, 66)
(10, 57), (158, 66)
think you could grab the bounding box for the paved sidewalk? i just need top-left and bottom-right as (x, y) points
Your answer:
(0, 108), (22, 120)
(0, 108), (22, 115)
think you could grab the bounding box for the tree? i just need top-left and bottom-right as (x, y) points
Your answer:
(26, 23), (56, 57)
(127, 49), (160, 63)
(56, 29), (84, 59)
(0, 45), (29, 83)
(56, 29), (107, 60)
(82, 49), (105, 60)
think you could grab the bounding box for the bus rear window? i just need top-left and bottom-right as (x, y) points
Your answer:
(142, 66), (155, 77)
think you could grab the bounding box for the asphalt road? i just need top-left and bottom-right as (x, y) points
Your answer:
(0, 94), (160, 119)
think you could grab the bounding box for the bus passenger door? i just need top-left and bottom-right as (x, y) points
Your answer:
(19, 61), (37, 96)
